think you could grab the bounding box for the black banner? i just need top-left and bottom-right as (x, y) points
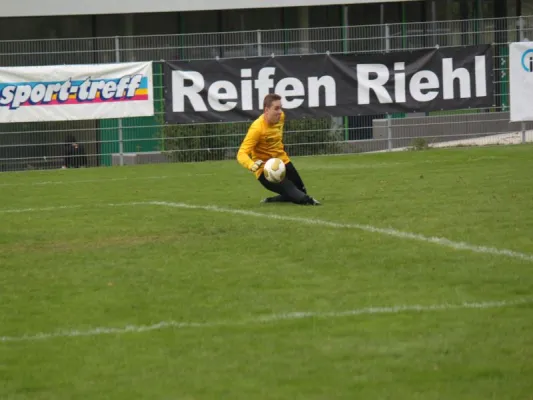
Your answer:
(163, 45), (494, 123)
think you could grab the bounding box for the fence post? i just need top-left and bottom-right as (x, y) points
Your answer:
(385, 24), (390, 52)
(342, 5), (349, 141)
(387, 115), (393, 151)
(518, 17), (527, 144)
(431, 0), (437, 47)
(257, 30), (262, 57)
(385, 24), (392, 151)
(114, 36), (124, 166)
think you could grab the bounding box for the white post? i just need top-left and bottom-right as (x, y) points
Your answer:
(431, 0), (437, 46)
(342, 5), (349, 53)
(380, 5), (385, 50)
(257, 30), (262, 57)
(386, 25), (392, 151)
(342, 5), (349, 141)
(298, 6), (309, 54)
(519, 17), (527, 143)
(115, 36), (124, 166)
(387, 115), (393, 151)
(385, 24), (390, 53)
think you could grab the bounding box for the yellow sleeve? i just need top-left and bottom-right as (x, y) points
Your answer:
(237, 123), (261, 170)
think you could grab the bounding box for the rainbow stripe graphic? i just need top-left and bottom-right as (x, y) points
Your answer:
(0, 76), (150, 110)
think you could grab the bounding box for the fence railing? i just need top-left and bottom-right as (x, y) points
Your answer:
(1, 15), (533, 172)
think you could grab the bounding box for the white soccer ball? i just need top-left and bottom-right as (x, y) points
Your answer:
(263, 158), (286, 183)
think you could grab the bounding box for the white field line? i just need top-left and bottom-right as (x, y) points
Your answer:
(148, 201), (533, 262)
(1, 298), (531, 342)
(2, 200), (533, 262)
(0, 205), (84, 214)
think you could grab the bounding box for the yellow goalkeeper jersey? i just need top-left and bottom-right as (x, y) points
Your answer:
(237, 112), (291, 178)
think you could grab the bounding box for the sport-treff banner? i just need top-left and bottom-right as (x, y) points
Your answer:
(0, 62), (154, 123)
(163, 44), (494, 123)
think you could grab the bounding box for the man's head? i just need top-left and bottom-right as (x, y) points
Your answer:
(263, 93), (282, 125)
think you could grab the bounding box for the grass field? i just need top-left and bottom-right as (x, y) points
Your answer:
(1, 144), (533, 400)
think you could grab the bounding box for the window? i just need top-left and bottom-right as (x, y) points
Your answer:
(180, 11), (219, 33)
(0, 15), (94, 66)
(180, 11), (220, 59)
(221, 8), (283, 31)
(403, 1), (425, 22)
(0, 15), (92, 40)
(348, 3), (381, 25)
(523, 0), (533, 15)
(134, 13), (179, 35)
(309, 5), (342, 27)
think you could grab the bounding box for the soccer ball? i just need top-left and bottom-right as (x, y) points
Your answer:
(263, 158), (286, 183)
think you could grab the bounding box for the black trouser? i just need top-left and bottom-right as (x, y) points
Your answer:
(258, 162), (314, 204)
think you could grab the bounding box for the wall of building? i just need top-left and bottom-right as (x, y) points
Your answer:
(0, 2), (431, 41)
(0, 0), (523, 43)
(2, 0), (419, 17)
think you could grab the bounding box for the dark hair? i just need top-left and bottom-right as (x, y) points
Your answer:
(263, 93), (282, 109)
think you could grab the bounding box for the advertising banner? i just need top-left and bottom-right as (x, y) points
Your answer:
(510, 41), (533, 122)
(164, 45), (494, 123)
(0, 62), (154, 123)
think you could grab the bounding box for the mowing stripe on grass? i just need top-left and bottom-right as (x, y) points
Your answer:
(0, 174), (217, 188)
(0, 176), (170, 187)
(1, 298), (531, 342)
(148, 201), (533, 262)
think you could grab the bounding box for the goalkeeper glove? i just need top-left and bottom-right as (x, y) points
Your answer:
(250, 160), (264, 172)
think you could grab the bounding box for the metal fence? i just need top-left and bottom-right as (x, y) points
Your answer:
(1, 15), (533, 172)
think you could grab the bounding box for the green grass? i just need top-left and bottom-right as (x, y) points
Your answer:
(1, 145), (533, 399)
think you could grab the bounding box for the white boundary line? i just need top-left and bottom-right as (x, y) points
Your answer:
(1, 298), (531, 342)
(148, 201), (533, 263)
(0, 205), (84, 214)
(2, 200), (533, 262)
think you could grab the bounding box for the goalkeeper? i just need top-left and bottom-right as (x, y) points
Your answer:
(237, 93), (321, 205)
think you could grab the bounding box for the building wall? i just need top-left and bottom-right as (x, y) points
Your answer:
(0, 0), (522, 68)
(0, 2), (431, 41)
(2, 0), (422, 17)
(0, 1), (523, 43)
